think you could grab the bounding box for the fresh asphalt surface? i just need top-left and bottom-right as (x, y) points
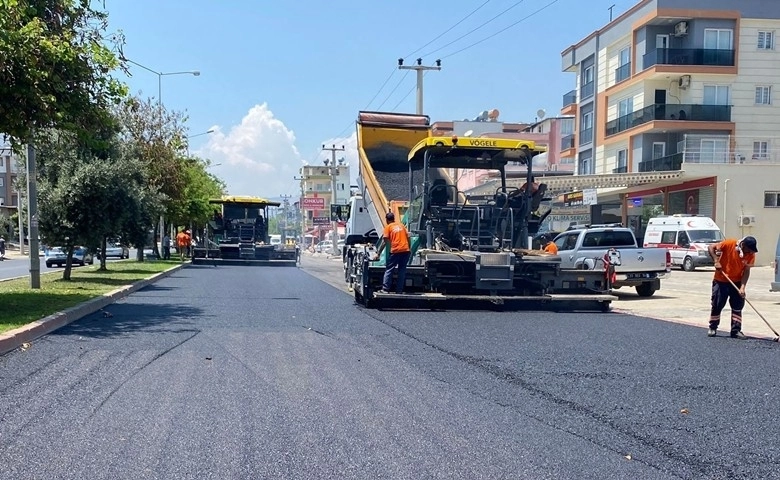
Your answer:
(1, 262), (780, 479)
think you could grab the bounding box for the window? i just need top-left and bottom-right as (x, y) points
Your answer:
(704, 29), (733, 50)
(703, 85), (730, 105)
(755, 86), (772, 105)
(758, 31), (774, 50)
(652, 142), (666, 159)
(316, 184), (324, 191)
(617, 149), (628, 169)
(619, 47), (630, 66)
(660, 231), (676, 244)
(764, 191), (780, 207)
(753, 141), (770, 159)
(0, 177), (3, 187)
(581, 111), (593, 130)
(584, 65), (594, 84)
(618, 97), (633, 117)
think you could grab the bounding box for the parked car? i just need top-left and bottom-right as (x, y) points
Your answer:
(552, 224), (670, 297)
(99, 242), (130, 259)
(316, 241), (333, 253)
(45, 246), (94, 268)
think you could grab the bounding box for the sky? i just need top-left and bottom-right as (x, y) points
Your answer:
(107, 0), (638, 198)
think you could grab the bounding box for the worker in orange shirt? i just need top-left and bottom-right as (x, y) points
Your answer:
(541, 235), (558, 254)
(374, 212), (411, 294)
(707, 236), (757, 339)
(176, 229), (191, 261)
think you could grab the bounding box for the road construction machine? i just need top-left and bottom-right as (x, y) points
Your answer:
(344, 111), (617, 310)
(192, 195), (297, 266)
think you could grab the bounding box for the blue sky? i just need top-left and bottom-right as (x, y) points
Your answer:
(108, 0), (636, 196)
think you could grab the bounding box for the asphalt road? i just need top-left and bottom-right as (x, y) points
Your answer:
(1, 259), (779, 479)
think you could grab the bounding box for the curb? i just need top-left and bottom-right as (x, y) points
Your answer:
(0, 263), (186, 357)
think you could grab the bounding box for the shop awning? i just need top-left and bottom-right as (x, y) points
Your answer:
(466, 170), (692, 197)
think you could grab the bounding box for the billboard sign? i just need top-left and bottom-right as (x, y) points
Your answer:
(330, 204), (350, 222)
(312, 216), (330, 226)
(302, 197), (325, 210)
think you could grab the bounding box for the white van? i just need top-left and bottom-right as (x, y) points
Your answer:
(643, 215), (724, 271)
(269, 234), (282, 246)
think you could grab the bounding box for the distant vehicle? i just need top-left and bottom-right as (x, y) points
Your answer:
(316, 241), (333, 253)
(643, 215), (723, 271)
(45, 246), (94, 268)
(99, 242), (130, 259)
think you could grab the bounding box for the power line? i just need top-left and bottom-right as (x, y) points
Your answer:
(440, 0), (561, 60)
(419, 0), (527, 58)
(362, 67), (397, 110)
(402, 0), (492, 60)
(375, 70), (410, 110)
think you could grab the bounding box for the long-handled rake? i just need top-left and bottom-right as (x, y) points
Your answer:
(724, 276), (780, 342)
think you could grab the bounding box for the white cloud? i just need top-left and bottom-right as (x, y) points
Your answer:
(196, 103), (302, 197)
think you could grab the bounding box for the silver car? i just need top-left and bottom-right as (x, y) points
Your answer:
(45, 246), (95, 268)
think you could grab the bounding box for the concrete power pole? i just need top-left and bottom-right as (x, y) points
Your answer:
(279, 194), (292, 244)
(398, 58), (442, 114)
(26, 143), (40, 288)
(322, 144), (345, 256)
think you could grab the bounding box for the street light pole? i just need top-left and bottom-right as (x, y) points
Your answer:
(186, 128), (215, 156)
(322, 144), (345, 256)
(123, 57), (200, 258)
(398, 58), (442, 114)
(294, 174), (305, 247)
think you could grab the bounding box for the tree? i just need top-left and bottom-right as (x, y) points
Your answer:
(0, 0), (127, 142)
(167, 157), (225, 233)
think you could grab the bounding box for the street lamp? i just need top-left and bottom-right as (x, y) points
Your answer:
(186, 129), (214, 155)
(123, 57), (200, 119)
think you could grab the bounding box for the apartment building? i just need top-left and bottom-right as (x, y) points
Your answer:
(0, 147), (20, 213)
(560, 0), (780, 264)
(298, 161), (350, 240)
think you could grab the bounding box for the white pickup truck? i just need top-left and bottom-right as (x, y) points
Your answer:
(552, 225), (670, 297)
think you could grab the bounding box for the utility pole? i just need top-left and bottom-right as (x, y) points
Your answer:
(294, 173), (305, 248)
(27, 143), (40, 288)
(322, 144), (345, 256)
(279, 194), (292, 244)
(398, 58), (442, 114)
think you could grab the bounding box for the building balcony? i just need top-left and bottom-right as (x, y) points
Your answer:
(561, 134), (575, 151)
(579, 128), (593, 145)
(638, 153), (683, 172)
(612, 165), (628, 173)
(605, 104), (732, 137)
(643, 48), (735, 70)
(615, 63), (631, 83)
(580, 81), (594, 100)
(562, 90), (577, 108)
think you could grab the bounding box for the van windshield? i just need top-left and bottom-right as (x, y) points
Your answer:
(688, 229), (723, 243)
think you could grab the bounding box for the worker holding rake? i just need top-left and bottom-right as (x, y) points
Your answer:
(707, 236), (758, 339)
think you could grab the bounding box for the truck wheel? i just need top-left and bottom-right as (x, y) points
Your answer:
(682, 256), (695, 272)
(635, 283), (657, 297)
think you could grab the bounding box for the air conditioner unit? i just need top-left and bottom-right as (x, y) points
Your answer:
(674, 21), (689, 37)
(738, 215), (757, 226)
(678, 75), (691, 89)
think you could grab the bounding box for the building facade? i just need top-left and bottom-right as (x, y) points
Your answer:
(297, 161), (350, 241)
(559, 0), (780, 264)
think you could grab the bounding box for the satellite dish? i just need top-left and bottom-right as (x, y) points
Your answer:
(464, 130), (474, 137)
(537, 109), (546, 120)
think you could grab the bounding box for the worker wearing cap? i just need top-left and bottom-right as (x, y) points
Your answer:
(541, 235), (558, 254)
(707, 236), (758, 339)
(375, 211), (411, 294)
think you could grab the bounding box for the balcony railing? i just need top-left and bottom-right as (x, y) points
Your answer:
(643, 48), (735, 69)
(580, 81), (594, 99)
(605, 104), (732, 136)
(638, 152), (683, 172)
(612, 165), (628, 173)
(562, 90), (577, 107)
(561, 134), (575, 150)
(615, 63), (631, 83)
(579, 128), (593, 145)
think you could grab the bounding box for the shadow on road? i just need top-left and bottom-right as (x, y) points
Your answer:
(53, 302), (203, 339)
